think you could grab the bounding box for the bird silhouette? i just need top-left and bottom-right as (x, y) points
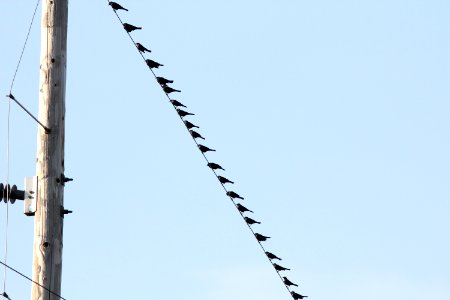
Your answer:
(244, 216), (261, 225)
(109, 1), (128, 11)
(207, 162), (225, 171)
(157, 76), (173, 86)
(291, 291), (308, 299)
(273, 263), (290, 271)
(145, 59), (163, 69)
(226, 191), (244, 200)
(236, 203), (253, 213)
(265, 251), (282, 261)
(123, 23), (141, 32)
(283, 277), (298, 287)
(218, 175), (234, 184)
(190, 130), (205, 140)
(163, 86), (181, 94)
(177, 109), (194, 117)
(170, 99), (187, 108)
(184, 120), (199, 129)
(255, 233), (270, 241)
(198, 144), (215, 153)
(135, 42), (151, 53)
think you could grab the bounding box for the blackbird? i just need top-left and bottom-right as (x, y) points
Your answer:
(218, 176), (234, 184)
(136, 42), (151, 53)
(109, 1), (128, 11)
(226, 191), (244, 200)
(145, 59), (163, 69)
(207, 162), (225, 171)
(123, 23), (141, 32)
(255, 233), (270, 242)
(198, 144), (215, 153)
(177, 109), (194, 117)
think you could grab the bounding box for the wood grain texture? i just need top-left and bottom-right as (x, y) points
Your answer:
(32, 0), (68, 299)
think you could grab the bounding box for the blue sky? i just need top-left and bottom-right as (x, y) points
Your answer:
(1, 1), (449, 299)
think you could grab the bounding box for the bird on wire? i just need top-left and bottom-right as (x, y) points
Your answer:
(146, 59), (163, 69)
(190, 130), (205, 140)
(163, 86), (181, 94)
(291, 291), (308, 299)
(226, 191), (244, 200)
(236, 203), (253, 213)
(157, 76), (174, 86)
(170, 99), (187, 108)
(123, 23), (141, 32)
(109, 1), (128, 11)
(218, 175), (234, 185)
(198, 144), (216, 153)
(255, 233), (270, 242)
(283, 276), (298, 287)
(244, 216), (261, 225)
(273, 263), (290, 271)
(135, 42), (151, 53)
(177, 109), (194, 117)
(207, 162), (225, 171)
(184, 120), (199, 129)
(266, 251), (282, 261)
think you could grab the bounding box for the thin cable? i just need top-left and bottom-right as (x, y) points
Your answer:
(8, 0), (41, 93)
(2, 99), (12, 296)
(0, 260), (67, 300)
(108, 4), (302, 296)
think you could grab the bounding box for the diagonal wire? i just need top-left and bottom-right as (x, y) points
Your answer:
(107, 2), (302, 297)
(6, 0), (50, 133)
(0, 260), (67, 300)
(8, 0), (41, 94)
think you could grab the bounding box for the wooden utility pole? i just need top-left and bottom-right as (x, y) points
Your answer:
(32, 0), (68, 299)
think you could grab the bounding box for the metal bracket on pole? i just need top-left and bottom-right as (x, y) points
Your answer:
(24, 176), (38, 216)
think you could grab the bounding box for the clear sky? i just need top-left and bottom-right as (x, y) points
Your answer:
(1, 1), (449, 299)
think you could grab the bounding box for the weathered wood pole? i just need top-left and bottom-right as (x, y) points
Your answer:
(32, 0), (68, 299)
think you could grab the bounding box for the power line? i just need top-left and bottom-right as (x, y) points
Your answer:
(2, 95), (11, 298)
(3, 1), (41, 295)
(107, 2), (305, 298)
(5, 0), (50, 135)
(0, 260), (67, 300)
(8, 0), (41, 94)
